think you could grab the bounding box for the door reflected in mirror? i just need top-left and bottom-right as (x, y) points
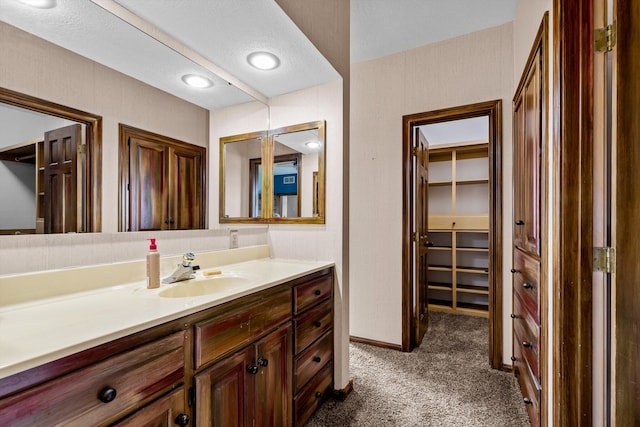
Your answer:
(220, 132), (266, 221)
(219, 121), (325, 224)
(0, 88), (101, 235)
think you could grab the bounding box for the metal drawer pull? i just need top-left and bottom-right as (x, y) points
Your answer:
(515, 220), (525, 226)
(522, 341), (532, 348)
(510, 313), (518, 319)
(523, 283), (533, 289)
(313, 321), (322, 327)
(98, 387), (117, 403)
(174, 413), (190, 426)
(247, 365), (259, 375)
(313, 356), (322, 363)
(523, 397), (533, 405)
(510, 268), (518, 274)
(315, 391), (322, 398)
(257, 357), (269, 367)
(511, 356), (517, 362)
(314, 289), (322, 296)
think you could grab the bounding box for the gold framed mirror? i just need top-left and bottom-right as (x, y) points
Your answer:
(219, 120), (325, 224)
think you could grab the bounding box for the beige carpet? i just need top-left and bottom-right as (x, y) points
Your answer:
(306, 312), (530, 427)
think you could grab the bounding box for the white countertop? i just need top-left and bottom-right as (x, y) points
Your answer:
(0, 257), (333, 380)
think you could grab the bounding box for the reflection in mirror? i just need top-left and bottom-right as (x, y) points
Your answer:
(270, 121), (325, 222)
(220, 132), (266, 221)
(0, 88), (101, 235)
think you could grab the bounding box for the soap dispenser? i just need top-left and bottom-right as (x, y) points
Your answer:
(147, 238), (160, 289)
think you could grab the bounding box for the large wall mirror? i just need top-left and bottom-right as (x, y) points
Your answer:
(220, 120), (325, 224)
(0, 88), (101, 235)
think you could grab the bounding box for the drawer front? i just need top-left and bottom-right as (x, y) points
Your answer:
(0, 332), (185, 427)
(514, 339), (541, 427)
(195, 288), (292, 368)
(294, 273), (332, 314)
(513, 248), (540, 322)
(295, 299), (333, 354)
(294, 331), (333, 393)
(514, 319), (539, 382)
(294, 363), (333, 427)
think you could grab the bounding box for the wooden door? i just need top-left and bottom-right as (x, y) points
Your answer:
(168, 146), (204, 230)
(128, 137), (168, 231)
(43, 124), (81, 234)
(114, 388), (187, 427)
(254, 324), (291, 427)
(195, 346), (254, 427)
(613, 1), (640, 424)
(415, 128), (429, 345)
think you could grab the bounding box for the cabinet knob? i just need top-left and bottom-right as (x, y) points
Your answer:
(523, 283), (533, 289)
(510, 313), (517, 319)
(98, 387), (117, 403)
(174, 413), (190, 426)
(522, 341), (532, 348)
(515, 220), (525, 226)
(247, 365), (259, 375)
(257, 357), (269, 367)
(510, 268), (518, 274)
(315, 391), (323, 399)
(314, 289), (322, 296)
(523, 397), (533, 405)
(313, 356), (322, 363)
(511, 356), (517, 362)
(313, 321), (322, 328)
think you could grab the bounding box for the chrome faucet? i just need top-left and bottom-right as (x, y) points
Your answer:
(162, 252), (197, 284)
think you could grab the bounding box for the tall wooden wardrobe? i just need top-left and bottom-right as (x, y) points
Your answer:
(511, 14), (547, 427)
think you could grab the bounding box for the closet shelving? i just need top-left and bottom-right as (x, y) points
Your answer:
(427, 141), (490, 317)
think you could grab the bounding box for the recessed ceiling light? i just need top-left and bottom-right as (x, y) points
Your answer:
(181, 74), (213, 88)
(16, 0), (56, 8)
(305, 141), (321, 150)
(247, 52), (280, 71)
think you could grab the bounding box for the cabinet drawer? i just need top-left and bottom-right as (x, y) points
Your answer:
(0, 331), (185, 427)
(294, 363), (333, 427)
(294, 273), (332, 314)
(514, 319), (539, 381)
(295, 331), (333, 393)
(195, 288), (292, 368)
(513, 248), (540, 322)
(295, 299), (333, 354)
(514, 340), (541, 427)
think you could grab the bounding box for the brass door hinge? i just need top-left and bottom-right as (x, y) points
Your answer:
(595, 23), (616, 52)
(78, 144), (86, 155)
(593, 247), (616, 273)
(412, 147), (419, 156)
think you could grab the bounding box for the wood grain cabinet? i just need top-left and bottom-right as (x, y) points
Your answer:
(0, 331), (187, 427)
(0, 268), (334, 427)
(292, 273), (334, 426)
(512, 15), (547, 427)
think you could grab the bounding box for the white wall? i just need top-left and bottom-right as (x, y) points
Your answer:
(0, 161), (35, 229)
(350, 23), (515, 360)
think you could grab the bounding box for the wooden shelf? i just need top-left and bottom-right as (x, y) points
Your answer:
(427, 142), (490, 317)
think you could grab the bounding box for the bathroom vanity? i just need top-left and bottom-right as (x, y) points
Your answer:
(0, 253), (334, 426)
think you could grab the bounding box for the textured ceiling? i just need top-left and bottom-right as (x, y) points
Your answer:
(1, 0), (519, 109)
(351, 0), (519, 63)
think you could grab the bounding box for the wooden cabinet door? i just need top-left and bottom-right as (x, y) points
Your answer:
(195, 346), (254, 427)
(254, 324), (292, 427)
(128, 137), (168, 231)
(167, 146), (204, 230)
(114, 388), (188, 427)
(513, 44), (542, 256)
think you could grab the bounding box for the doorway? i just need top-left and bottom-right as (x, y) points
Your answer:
(402, 100), (503, 370)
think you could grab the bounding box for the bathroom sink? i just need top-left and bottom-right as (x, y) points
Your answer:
(158, 275), (253, 298)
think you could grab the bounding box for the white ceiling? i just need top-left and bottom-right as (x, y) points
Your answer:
(351, 0), (519, 63)
(0, 0), (519, 110)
